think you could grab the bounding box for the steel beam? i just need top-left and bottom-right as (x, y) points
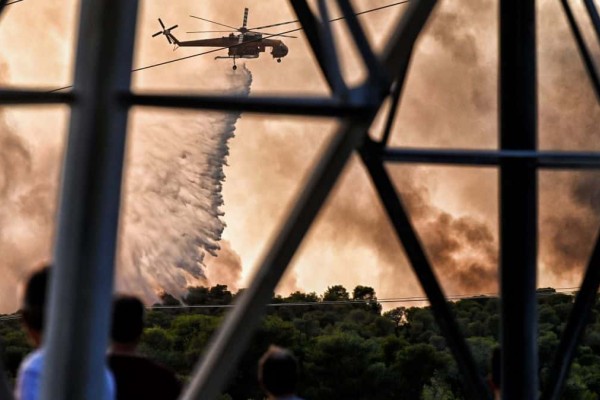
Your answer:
(40, 1), (138, 399)
(560, 0), (600, 103)
(0, 0), (7, 18)
(0, 0), (20, 18)
(499, 0), (538, 397)
(0, 89), (73, 104)
(126, 93), (366, 117)
(318, 0), (348, 97)
(380, 75), (406, 145)
(179, 1), (437, 397)
(381, 148), (600, 169)
(381, 0), (436, 76)
(360, 139), (491, 400)
(290, 0), (345, 95)
(542, 230), (600, 399)
(584, 0), (600, 45)
(337, 0), (388, 87)
(181, 114), (374, 400)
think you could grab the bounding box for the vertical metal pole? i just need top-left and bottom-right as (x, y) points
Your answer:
(40, 1), (138, 399)
(499, 0), (538, 397)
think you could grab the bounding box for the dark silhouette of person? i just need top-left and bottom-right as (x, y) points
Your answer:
(258, 345), (304, 400)
(108, 295), (181, 400)
(489, 346), (501, 400)
(15, 266), (115, 400)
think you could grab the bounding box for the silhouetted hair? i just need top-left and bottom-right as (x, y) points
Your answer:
(111, 295), (145, 343)
(21, 266), (51, 332)
(258, 346), (298, 396)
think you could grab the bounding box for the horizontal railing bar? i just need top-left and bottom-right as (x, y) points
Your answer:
(382, 148), (600, 168)
(0, 89), (74, 104)
(124, 93), (372, 117)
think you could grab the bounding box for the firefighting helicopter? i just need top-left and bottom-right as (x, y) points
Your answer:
(152, 8), (293, 70)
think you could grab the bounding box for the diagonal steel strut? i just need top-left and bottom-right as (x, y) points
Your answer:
(542, 229), (600, 400)
(359, 139), (492, 400)
(181, 1), (436, 398)
(181, 113), (373, 400)
(560, 0), (600, 103)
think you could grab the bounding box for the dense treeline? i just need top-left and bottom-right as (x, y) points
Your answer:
(2, 285), (600, 399)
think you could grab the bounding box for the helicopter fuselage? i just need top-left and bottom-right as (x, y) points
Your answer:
(176, 33), (288, 61)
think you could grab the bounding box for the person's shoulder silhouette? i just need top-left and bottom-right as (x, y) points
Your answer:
(108, 295), (181, 400)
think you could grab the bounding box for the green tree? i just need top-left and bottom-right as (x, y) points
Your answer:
(352, 285), (382, 314)
(393, 343), (452, 399)
(323, 285), (350, 301)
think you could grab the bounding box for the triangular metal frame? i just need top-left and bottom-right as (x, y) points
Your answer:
(1, 0), (600, 399)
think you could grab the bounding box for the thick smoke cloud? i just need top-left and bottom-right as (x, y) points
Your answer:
(0, 64), (59, 312)
(0, 59), (250, 312)
(534, 1), (600, 282)
(245, 0), (598, 297)
(304, 162), (498, 299)
(268, 0), (501, 298)
(2, 0), (600, 312)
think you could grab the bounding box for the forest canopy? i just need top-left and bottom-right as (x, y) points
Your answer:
(2, 285), (599, 399)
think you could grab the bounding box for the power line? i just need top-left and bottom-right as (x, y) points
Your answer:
(49, 1), (410, 91)
(150, 286), (582, 309)
(0, 286), (585, 322)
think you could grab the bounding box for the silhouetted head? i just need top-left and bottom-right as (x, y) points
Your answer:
(111, 295), (145, 348)
(258, 345), (298, 398)
(21, 266), (51, 346)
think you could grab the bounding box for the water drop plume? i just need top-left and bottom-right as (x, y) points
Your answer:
(117, 66), (252, 301)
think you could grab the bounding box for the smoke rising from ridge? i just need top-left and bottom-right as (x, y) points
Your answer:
(2, 0), (600, 311)
(537, 0), (600, 282)
(233, 0), (599, 298)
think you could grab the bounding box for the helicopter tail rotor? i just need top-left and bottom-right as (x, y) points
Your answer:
(152, 18), (179, 45)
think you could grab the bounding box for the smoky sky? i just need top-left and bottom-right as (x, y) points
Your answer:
(1, 0), (600, 311)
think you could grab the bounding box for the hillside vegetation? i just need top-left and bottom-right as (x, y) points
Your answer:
(2, 285), (600, 399)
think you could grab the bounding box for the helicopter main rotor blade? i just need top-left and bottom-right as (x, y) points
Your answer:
(186, 30), (236, 34)
(158, 18), (165, 29)
(247, 0), (409, 32)
(137, 1), (410, 73)
(190, 15), (238, 30)
(168, 25), (178, 31)
(249, 30), (297, 38)
(247, 19), (299, 31)
(152, 31), (163, 37)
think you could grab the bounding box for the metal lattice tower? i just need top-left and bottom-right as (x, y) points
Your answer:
(1, 0), (600, 399)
